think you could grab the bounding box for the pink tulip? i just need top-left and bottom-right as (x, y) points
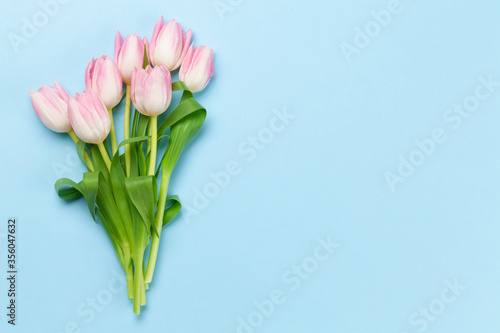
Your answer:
(85, 55), (123, 109)
(179, 45), (215, 93)
(68, 90), (111, 144)
(29, 78), (71, 133)
(149, 16), (192, 71)
(131, 65), (172, 117)
(114, 32), (148, 84)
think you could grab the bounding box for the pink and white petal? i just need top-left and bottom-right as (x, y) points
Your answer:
(114, 31), (123, 61)
(143, 69), (168, 116)
(150, 16), (164, 59)
(179, 44), (194, 80)
(172, 29), (192, 70)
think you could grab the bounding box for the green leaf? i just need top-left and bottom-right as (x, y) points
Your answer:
(124, 176), (157, 237)
(54, 178), (84, 200)
(82, 171), (100, 221)
(137, 114), (149, 138)
(118, 136), (151, 150)
(137, 145), (147, 176)
(163, 195), (181, 227)
(158, 134), (170, 142)
(159, 107), (206, 177)
(172, 80), (189, 92)
(129, 138), (139, 177)
(131, 109), (139, 138)
(89, 145), (130, 245)
(96, 207), (126, 270)
(54, 173), (101, 222)
(180, 89), (194, 103)
(155, 87), (207, 182)
(110, 152), (134, 251)
(95, 174), (130, 247)
(158, 97), (205, 137)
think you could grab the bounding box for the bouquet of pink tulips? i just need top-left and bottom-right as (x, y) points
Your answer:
(29, 17), (214, 314)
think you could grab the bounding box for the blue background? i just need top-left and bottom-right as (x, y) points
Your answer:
(1, 0), (500, 332)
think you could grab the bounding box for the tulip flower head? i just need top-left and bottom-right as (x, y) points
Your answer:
(29, 78), (72, 133)
(114, 32), (148, 84)
(149, 16), (192, 71)
(68, 90), (111, 144)
(85, 55), (123, 109)
(131, 65), (172, 117)
(179, 45), (215, 93)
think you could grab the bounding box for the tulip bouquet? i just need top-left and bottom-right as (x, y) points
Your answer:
(29, 17), (214, 314)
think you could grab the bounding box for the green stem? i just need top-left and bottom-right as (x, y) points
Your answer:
(133, 225), (148, 314)
(108, 109), (118, 156)
(126, 262), (134, 299)
(148, 116), (157, 176)
(68, 130), (94, 171)
(140, 277), (146, 306)
(120, 244), (133, 300)
(124, 84), (132, 176)
(143, 260), (149, 291)
(133, 255), (143, 314)
(97, 142), (111, 171)
(144, 171), (170, 283)
(142, 260), (149, 291)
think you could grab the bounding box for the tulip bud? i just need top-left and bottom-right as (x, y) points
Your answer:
(149, 16), (192, 71)
(179, 45), (215, 93)
(29, 78), (72, 133)
(131, 65), (172, 117)
(114, 32), (148, 84)
(85, 55), (123, 109)
(68, 90), (111, 144)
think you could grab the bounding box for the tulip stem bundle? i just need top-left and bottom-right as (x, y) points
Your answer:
(30, 16), (214, 315)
